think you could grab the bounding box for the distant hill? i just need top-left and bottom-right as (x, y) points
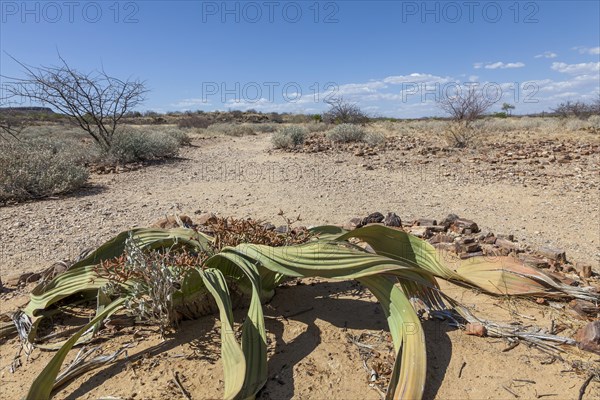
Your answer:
(0, 107), (55, 114)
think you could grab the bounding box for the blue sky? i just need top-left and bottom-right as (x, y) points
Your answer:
(1, 0), (599, 117)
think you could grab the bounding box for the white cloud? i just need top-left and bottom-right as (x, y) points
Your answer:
(483, 61), (526, 69)
(382, 73), (451, 85)
(535, 51), (557, 59)
(171, 98), (211, 108)
(168, 63), (599, 117)
(551, 61), (600, 75)
(336, 80), (388, 95)
(573, 46), (600, 55)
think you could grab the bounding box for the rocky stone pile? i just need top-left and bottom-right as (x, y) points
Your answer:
(343, 211), (596, 283)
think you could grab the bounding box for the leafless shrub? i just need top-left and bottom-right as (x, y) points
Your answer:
(438, 85), (499, 124)
(551, 100), (600, 119)
(441, 121), (483, 148)
(437, 85), (499, 148)
(322, 97), (370, 124)
(2, 54), (148, 150)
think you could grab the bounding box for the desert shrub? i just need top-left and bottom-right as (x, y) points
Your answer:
(305, 122), (330, 133)
(267, 112), (284, 123)
(364, 131), (386, 146)
(588, 115), (600, 131)
(0, 138), (89, 202)
(106, 128), (180, 163)
(252, 124), (277, 133)
(163, 127), (192, 146)
(177, 115), (212, 129)
(441, 121), (480, 148)
(206, 123), (255, 136)
(327, 123), (366, 143)
(271, 126), (307, 149)
(323, 97), (369, 124)
(564, 118), (587, 132)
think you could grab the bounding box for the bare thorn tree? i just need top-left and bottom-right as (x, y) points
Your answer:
(437, 85), (499, 148)
(2, 54), (148, 150)
(322, 96), (369, 124)
(438, 85), (499, 125)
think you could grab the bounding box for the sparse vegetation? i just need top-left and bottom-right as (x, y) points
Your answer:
(0, 138), (89, 202)
(327, 123), (366, 142)
(251, 123), (278, 133)
(364, 130), (386, 146)
(437, 85), (500, 148)
(2, 55), (148, 151)
(271, 125), (307, 149)
(164, 127), (192, 146)
(206, 122), (255, 136)
(552, 99), (600, 119)
(323, 97), (370, 124)
(106, 127), (181, 164)
(177, 114), (212, 129)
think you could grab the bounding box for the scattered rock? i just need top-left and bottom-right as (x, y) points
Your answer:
(344, 217), (363, 230)
(496, 238), (519, 252)
(450, 218), (479, 234)
(429, 233), (454, 244)
(575, 321), (600, 354)
(461, 242), (481, 253)
(460, 251), (484, 259)
(464, 323), (487, 337)
(151, 215), (194, 229)
(416, 218), (437, 226)
(518, 254), (550, 269)
(432, 242), (458, 252)
(497, 234), (515, 241)
(362, 212), (385, 226)
(197, 212), (218, 225)
(575, 263), (593, 278)
(408, 226), (432, 239)
(383, 212), (402, 227)
(537, 246), (567, 263)
(440, 213), (459, 228)
(483, 235), (497, 245)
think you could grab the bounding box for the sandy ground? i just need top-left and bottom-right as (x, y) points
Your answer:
(1, 130), (599, 399)
(1, 131), (598, 275)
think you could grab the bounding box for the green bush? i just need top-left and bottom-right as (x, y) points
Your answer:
(107, 128), (180, 163)
(0, 138), (89, 202)
(327, 123), (366, 143)
(271, 126), (307, 149)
